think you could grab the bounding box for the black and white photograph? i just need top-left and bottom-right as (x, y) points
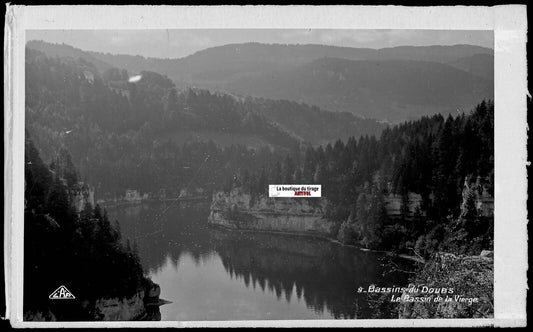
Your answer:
(3, 5), (527, 328)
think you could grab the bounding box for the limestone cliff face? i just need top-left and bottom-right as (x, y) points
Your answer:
(94, 290), (146, 321)
(93, 281), (163, 321)
(69, 182), (95, 213)
(383, 193), (425, 219)
(208, 189), (335, 236)
(460, 176), (493, 218)
(384, 176), (494, 220)
(23, 309), (58, 321)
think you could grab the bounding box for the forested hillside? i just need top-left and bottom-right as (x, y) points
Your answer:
(24, 134), (147, 319)
(226, 57), (493, 122)
(25, 47), (383, 198)
(225, 101), (494, 257)
(27, 41), (494, 122)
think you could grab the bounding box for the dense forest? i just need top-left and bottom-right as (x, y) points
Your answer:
(24, 134), (147, 319)
(25, 45), (493, 258)
(25, 48), (383, 198)
(226, 101), (494, 257)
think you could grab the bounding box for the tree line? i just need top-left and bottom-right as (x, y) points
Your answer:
(226, 101), (494, 257)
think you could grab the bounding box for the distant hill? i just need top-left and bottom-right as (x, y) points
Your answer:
(26, 40), (493, 122)
(225, 57), (493, 122)
(25, 41), (113, 72)
(85, 42), (493, 84)
(447, 53), (494, 80)
(372, 44), (493, 63)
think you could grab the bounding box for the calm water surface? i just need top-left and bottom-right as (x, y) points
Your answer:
(108, 202), (410, 320)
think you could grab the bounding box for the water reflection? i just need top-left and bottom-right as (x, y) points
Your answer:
(108, 202), (410, 320)
(109, 202), (216, 273)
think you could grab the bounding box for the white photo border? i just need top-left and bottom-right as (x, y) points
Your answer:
(4, 4), (528, 328)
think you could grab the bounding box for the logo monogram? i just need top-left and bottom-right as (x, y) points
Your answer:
(49, 285), (75, 299)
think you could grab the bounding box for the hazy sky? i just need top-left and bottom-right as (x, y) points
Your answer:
(27, 29), (494, 59)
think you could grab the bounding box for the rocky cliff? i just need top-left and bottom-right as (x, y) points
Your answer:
(93, 279), (164, 321)
(460, 176), (494, 218)
(69, 182), (95, 213)
(208, 189), (335, 237)
(384, 178), (493, 221)
(94, 289), (146, 321)
(383, 192), (425, 219)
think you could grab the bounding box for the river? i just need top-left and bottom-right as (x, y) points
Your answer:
(108, 201), (412, 320)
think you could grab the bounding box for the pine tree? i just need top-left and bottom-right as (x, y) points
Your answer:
(257, 168), (267, 195)
(282, 155), (295, 184)
(270, 161), (282, 184)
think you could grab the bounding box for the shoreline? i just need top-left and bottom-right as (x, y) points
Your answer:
(97, 197), (210, 208)
(103, 199), (425, 264)
(208, 222), (425, 264)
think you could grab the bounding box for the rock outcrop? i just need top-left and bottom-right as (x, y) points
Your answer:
(383, 192), (425, 219)
(208, 189), (335, 237)
(94, 280), (164, 321)
(94, 290), (146, 321)
(460, 176), (494, 218)
(23, 309), (58, 321)
(69, 182), (95, 213)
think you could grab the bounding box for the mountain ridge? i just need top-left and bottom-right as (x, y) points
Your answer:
(26, 40), (493, 122)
